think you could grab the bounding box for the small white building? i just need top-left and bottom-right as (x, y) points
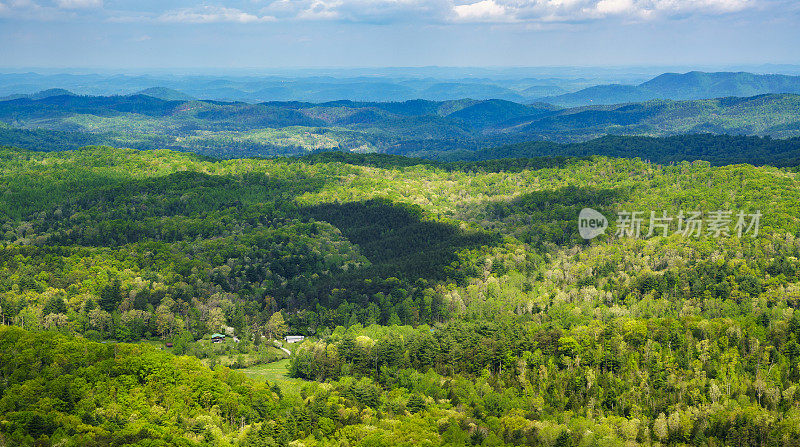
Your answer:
(285, 335), (305, 343)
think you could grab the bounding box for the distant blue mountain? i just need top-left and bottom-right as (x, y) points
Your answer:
(540, 72), (800, 106)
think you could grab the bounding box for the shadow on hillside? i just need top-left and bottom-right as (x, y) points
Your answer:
(299, 199), (500, 282)
(444, 156), (586, 173)
(485, 185), (629, 248)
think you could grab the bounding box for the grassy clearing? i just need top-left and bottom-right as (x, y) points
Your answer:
(210, 345), (287, 368)
(241, 359), (307, 395)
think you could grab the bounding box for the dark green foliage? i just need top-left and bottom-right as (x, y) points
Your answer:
(451, 134), (800, 167)
(298, 150), (583, 173)
(486, 185), (626, 247)
(406, 394), (426, 413)
(98, 279), (122, 312)
(301, 199), (499, 281)
(41, 295), (66, 316)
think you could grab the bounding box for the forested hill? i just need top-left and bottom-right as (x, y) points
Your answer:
(1, 92), (800, 159)
(543, 71), (800, 106)
(2, 145), (800, 445)
(430, 134), (800, 167)
(0, 326), (283, 446)
(3, 144), (800, 333)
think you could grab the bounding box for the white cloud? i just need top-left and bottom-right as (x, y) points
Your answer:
(262, 0), (453, 23)
(0, 0), (74, 20)
(257, 0), (761, 24)
(55, 0), (101, 9)
(295, 0), (342, 20)
(472, 0), (758, 23)
(593, 0), (635, 15)
(0, 0), (770, 24)
(453, 0), (511, 21)
(649, 0), (753, 14)
(158, 6), (275, 24)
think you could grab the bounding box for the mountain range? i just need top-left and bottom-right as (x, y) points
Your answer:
(1, 90), (799, 160)
(542, 71), (800, 106)
(4, 70), (800, 105)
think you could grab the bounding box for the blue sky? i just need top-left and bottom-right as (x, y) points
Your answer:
(1, 0), (798, 69)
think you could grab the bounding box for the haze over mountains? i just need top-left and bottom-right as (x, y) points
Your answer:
(544, 71), (800, 106)
(2, 68), (800, 167)
(3, 69), (800, 105)
(0, 71), (592, 103)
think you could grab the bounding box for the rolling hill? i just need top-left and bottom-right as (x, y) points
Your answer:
(0, 91), (799, 159)
(135, 86), (196, 101)
(542, 71), (800, 106)
(497, 94), (800, 142)
(432, 134), (800, 167)
(0, 88), (76, 102)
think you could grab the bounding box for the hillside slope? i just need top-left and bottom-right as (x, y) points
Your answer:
(498, 94), (800, 142)
(0, 93), (799, 158)
(543, 71), (800, 106)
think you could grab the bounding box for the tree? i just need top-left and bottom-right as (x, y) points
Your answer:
(266, 312), (287, 340)
(207, 307), (226, 333)
(88, 309), (112, 334)
(653, 413), (669, 443)
(172, 330), (193, 355)
(554, 430), (572, 447)
(406, 394), (426, 414)
(253, 328), (262, 349)
(99, 279), (122, 312)
(42, 295), (66, 316)
(156, 304), (177, 338)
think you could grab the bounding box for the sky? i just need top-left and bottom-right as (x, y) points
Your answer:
(0, 0), (799, 69)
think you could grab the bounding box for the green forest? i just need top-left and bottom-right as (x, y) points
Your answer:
(1, 143), (800, 445)
(2, 92), (800, 160)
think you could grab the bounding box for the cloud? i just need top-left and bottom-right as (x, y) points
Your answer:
(262, 0), (453, 23)
(0, 0), (73, 20)
(0, 0), (771, 24)
(263, 0), (346, 22)
(55, 0), (101, 9)
(453, 0), (511, 21)
(157, 6), (276, 24)
(582, 0), (754, 19)
(453, 0), (759, 23)
(258, 0), (761, 24)
(592, 0), (635, 15)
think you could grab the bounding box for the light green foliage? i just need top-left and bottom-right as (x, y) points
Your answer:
(1, 145), (800, 445)
(0, 326), (281, 446)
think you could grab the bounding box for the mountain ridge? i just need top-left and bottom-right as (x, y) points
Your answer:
(540, 71), (800, 106)
(1, 91), (799, 158)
